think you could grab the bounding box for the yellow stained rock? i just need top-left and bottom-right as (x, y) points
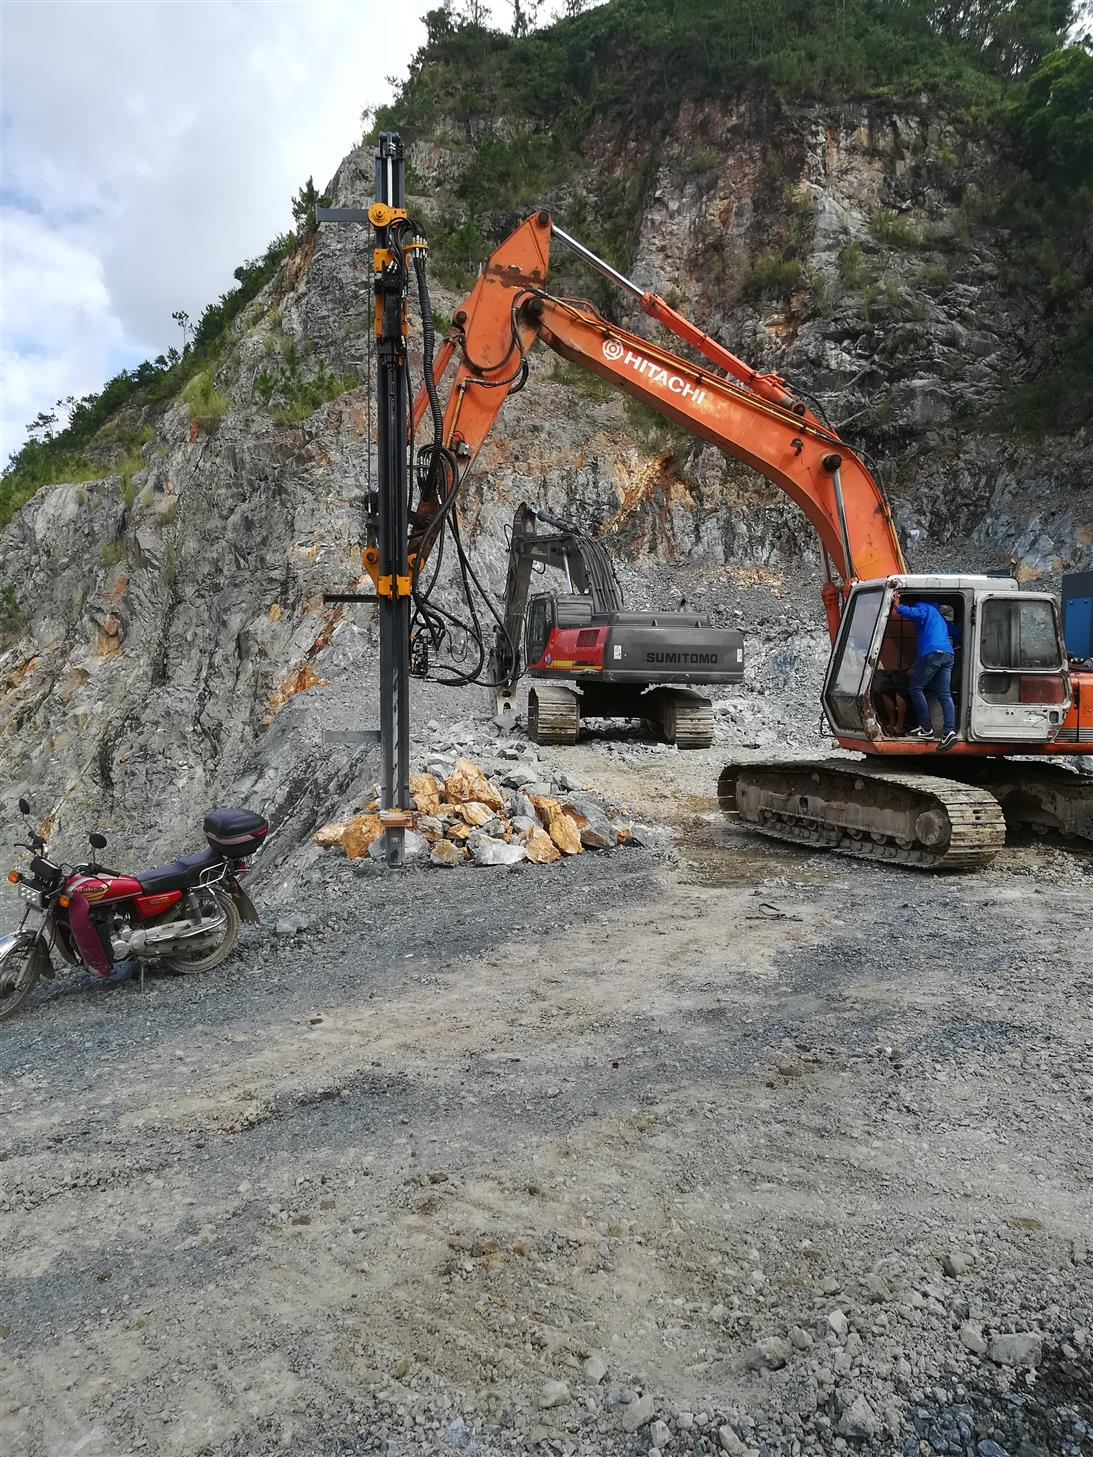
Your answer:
(430, 839), (461, 867)
(457, 800), (494, 827)
(313, 821), (348, 849)
(447, 822), (473, 842)
(530, 794), (563, 827)
(444, 758), (504, 811)
(523, 827), (561, 864)
(410, 772), (442, 815)
(548, 813), (583, 856)
(342, 813), (383, 859)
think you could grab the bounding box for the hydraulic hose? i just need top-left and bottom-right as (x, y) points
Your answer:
(411, 250), (445, 445)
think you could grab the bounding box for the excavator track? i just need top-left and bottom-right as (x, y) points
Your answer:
(646, 689), (715, 749)
(528, 685), (580, 745)
(936, 759), (1093, 844)
(718, 759), (1008, 870)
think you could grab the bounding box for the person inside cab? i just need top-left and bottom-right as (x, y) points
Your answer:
(891, 593), (958, 752)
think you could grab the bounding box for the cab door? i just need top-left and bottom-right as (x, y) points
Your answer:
(968, 593), (1071, 742)
(822, 585), (890, 739)
(525, 594), (554, 668)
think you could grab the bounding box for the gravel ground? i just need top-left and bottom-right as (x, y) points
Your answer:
(2, 682), (1091, 1457)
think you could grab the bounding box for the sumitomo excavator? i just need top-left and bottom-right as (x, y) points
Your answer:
(488, 501), (744, 747)
(401, 210), (1092, 870)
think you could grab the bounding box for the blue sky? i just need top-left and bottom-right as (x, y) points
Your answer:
(0, 0), (535, 463)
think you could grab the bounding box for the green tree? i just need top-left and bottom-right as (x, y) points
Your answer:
(291, 176), (331, 233)
(1010, 42), (1093, 180)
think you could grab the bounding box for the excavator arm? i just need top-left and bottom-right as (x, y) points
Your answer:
(411, 211), (906, 630)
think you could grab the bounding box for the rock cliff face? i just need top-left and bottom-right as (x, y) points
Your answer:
(1, 96), (1089, 866)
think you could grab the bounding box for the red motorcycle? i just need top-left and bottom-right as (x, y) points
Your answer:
(0, 802), (268, 1021)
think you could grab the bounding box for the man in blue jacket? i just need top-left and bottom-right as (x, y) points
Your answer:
(891, 592), (957, 752)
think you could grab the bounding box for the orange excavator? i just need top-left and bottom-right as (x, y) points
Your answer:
(403, 210), (1092, 869)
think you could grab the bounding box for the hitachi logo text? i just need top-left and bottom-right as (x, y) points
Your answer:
(602, 340), (707, 405)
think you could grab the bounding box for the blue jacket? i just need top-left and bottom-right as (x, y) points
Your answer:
(897, 601), (955, 658)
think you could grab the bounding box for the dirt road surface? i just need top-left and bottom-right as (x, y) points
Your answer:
(2, 748), (1091, 1457)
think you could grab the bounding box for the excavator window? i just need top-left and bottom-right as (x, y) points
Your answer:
(824, 587), (884, 734)
(981, 599), (1060, 671)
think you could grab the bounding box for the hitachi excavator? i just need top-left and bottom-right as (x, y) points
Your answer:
(489, 501), (744, 747)
(406, 210), (1092, 870)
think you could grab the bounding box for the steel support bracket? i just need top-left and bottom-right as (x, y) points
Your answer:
(378, 809), (414, 829)
(376, 574), (413, 599)
(315, 206), (370, 224)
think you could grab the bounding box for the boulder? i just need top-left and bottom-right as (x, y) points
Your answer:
(529, 793), (563, 826)
(619, 1392), (654, 1433)
(342, 812), (383, 859)
(579, 817), (615, 850)
(581, 1352), (607, 1383)
(560, 795), (615, 848)
(548, 812), (583, 855)
(410, 772), (442, 815)
(838, 1395), (880, 1438)
(959, 1321), (987, 1354)
(747, 1335), (791, 1370)
(430, 839), (461, 868)
(415, 814), (444, 843)
(313, 821), (347, 848)
(524, 827), (562, 864)
(444, 758), (505, 811)
(501, 764), (539, 789)
(457, 800), (495, 827)
(468, 830), (526, 867)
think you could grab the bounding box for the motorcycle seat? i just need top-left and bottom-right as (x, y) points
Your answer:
(136, 847), (223, 895)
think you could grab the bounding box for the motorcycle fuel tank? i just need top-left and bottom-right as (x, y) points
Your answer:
(65, 874), (144, 903)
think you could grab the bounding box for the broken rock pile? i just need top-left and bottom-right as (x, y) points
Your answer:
(314, 751), (660, 869)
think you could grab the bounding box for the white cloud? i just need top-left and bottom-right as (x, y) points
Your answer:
(0, 0), (435, 461)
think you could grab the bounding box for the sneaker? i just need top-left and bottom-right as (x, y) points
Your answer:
(908, 726), (933, 740)
(937, 731), (958, 752)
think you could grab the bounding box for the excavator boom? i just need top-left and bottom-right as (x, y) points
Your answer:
(412, 212), (905, 597)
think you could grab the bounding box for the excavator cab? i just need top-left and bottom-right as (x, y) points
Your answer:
(823, 576), (1071, 751)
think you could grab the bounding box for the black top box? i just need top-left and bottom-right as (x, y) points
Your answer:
(204, 808), (269, 855)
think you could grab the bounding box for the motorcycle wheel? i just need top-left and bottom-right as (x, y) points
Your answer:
(162, 888), (241, 974)
(0, 933), (42, 1022)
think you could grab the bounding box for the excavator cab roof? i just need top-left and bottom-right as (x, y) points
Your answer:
(864, 573), (1022, 593)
